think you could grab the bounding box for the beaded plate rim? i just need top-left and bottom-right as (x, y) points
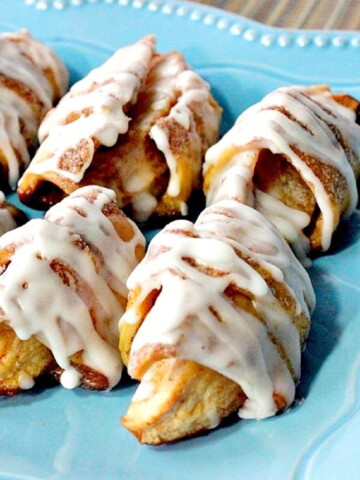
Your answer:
(24, 0), (360, 49)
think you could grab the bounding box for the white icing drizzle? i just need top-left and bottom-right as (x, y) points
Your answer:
(205, 150), (258, 208)
(0, 186), (144, 389)
(25, 36), (156, 184)
(150, 70), (221, 198)
(18, 371), (35, 390)
(0, 30), (68, 188)
(204, 85), (360, 253)
(45, 185), (145, 341)
(0, 30), (68, 104)
(108, 50), (196, 220)
(123, 200), (315, 419)
(111, 50), (220, 222)
(255, 189), (311, 263)
(18, 43), (220, 223)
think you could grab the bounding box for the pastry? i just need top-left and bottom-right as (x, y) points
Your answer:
(203, 85), (360, 259)
(0, 185), (145, 395)
(0, 30), (68, 189)
(119, 199), (315, 444)
(17, 36), (222, 222)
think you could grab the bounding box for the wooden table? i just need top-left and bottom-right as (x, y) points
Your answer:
(196, 0), (360, 30)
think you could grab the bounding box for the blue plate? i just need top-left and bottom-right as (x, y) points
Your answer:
(1, 1), (360, 479)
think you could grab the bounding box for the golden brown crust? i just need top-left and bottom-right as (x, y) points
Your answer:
(0, 323), (53, 395)
(121, 359), (247, 445)
(122, 358), (289, 445)
(252, 145), (352, 250)
(120, 286), (161, 368)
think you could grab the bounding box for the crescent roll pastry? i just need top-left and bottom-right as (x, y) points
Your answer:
(17, 36), (222, 222)
(0, 30), (68, 189)
(119, 199), (315, 444)
(16, 35), (156, 209)
(89, 50), (222, 222)
(203, 85), (360, 258)
(0, 185), (145, 395)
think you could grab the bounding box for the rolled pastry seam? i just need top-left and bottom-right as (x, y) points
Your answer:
(0, 185), (145, 394)
(203, 85), (360, 258)
(0, 29), (68, 189)
(17, 37), (222, 222)
(94, 50), (222, 222)
(120, 199), (315, 443)
(147, 56), (222, 221)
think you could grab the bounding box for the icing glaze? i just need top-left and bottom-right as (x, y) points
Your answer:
(122, 199), (315, 419)
(204, 85), (360, 254)
(0, 186), (144, 389)
(150, 69), (221, 199)
(17, 371), (35, 390)
(0, 30), (68, 188)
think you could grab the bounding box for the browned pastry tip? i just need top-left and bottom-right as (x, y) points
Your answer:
(121, 359), (247, 445)
(121, 357), (291, 445)
(0, 323), (53, 395)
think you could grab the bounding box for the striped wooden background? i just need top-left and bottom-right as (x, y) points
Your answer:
(197, 0), (360, 30)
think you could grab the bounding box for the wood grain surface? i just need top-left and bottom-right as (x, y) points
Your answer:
(196, 0), (360, 30)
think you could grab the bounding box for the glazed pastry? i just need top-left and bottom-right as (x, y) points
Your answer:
(120, 199), (315, 444)
(0, 30), (68, 189)
(17, 35), (156, 209)
(87, 50), (222, 222)
(0, 185), (145, 395)
(17, 36), (222, 222)
(203, 85), (360, 258)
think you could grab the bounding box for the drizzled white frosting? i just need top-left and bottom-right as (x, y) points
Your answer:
(117, 51), (221, 222)
(0, 186), (144, 389)
(19, 43), (221, 223)
(122, 200), (315, 419)
(149, 69), (221, 199)
(0, 30), (68, 188)
(24, 36), (156, 184)
(18, 371), (35, 390)
(204, 85), (360, 254)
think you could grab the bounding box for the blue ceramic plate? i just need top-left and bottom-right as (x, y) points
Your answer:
(1, 1), (360, 479)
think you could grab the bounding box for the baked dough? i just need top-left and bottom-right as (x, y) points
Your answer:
(17, 36), (221, 222)
(0, 30), (68, 189)
(0, 185), (145, 394)
(120, 199), (315, 443)
(203, 85), (360, 258)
